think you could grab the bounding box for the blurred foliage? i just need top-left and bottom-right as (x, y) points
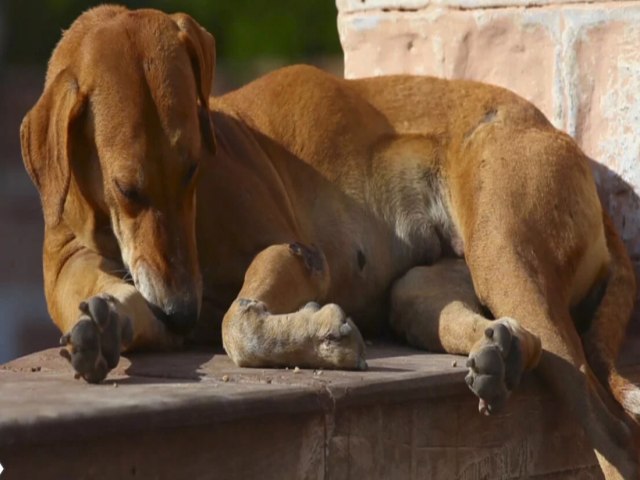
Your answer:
(5, 0), (341, 65)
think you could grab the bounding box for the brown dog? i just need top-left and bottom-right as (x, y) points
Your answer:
(21, 5), (639, 477)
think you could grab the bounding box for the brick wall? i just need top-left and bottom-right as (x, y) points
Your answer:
(337, 0), (640, 289)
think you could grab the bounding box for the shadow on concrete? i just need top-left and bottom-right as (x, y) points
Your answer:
(122, 347), (221, 383)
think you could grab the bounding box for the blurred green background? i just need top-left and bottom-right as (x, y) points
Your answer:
(0, 1), (342, 363)
(4, 0), (343, 87)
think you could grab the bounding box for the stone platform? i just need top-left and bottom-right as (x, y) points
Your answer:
(1, 341), (628, 479)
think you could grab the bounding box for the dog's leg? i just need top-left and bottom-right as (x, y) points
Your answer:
(468, 245), (640, 479)
(390, 259), (542, 413)
(582, 212), (640, 423)
(448, 126), (639, 478)
(222, 242), (367, 370)
(46, 231), (179, 382)
(391, 259), (490, 353)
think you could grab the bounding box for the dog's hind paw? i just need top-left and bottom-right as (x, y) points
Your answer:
(59, 294), (132, 383)
(465, 318), (541, 415)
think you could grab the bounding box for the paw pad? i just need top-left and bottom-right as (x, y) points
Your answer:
(465, 320), (526, 415)
(59, 295), (127, 383)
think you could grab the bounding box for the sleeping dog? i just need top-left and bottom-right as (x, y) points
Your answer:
(21, 6), (639, 477)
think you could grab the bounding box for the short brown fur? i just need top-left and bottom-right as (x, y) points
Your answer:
(21, 6), (639, 477)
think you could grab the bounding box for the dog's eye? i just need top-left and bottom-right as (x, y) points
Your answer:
(114, 180), (145, 205)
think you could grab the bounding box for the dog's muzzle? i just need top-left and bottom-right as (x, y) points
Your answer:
(133, 262), (201, 335)
(151, 299), (199, 335)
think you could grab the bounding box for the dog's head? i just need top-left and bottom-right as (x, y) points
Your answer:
(20, 6), (216, 334)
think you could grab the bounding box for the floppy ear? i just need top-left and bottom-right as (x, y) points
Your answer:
(171, 13), (216, 154)
(20, 69), (85, 227)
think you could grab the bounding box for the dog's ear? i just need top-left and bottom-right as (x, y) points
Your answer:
(20, 69), (85, 227)
(172, 13), (216, 155)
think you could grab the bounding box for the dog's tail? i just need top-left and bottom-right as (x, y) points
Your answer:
(581, 211), (640, 421)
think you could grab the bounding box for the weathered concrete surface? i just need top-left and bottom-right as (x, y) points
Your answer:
(337, 1), (640, 286)
(0, 342), (625, 479)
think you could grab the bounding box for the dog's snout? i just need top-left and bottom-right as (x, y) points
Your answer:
(160, 301), (199, 335)
(132, 261), (201, 335)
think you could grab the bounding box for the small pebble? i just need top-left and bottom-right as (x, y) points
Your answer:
(452, 361), (458, 367)
(365, 340), (373, 346)
(222, 375), (229, 382)
(113, 382), (118, 388)
(293, 366), (301, 374)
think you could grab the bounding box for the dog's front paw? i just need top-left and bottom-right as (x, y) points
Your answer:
(465, 318), (540, 415)
(59, 294), (132, 383)
(313, 304), (367, 371)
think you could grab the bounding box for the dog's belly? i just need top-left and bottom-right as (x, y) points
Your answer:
(201, 93), (462, 335)
(310, 168), (458, 334)
(322, 228), (445, 335)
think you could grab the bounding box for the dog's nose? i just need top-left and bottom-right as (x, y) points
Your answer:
(160, 302), (199, 335)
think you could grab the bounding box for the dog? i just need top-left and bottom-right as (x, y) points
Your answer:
(21, 5), (639, 477)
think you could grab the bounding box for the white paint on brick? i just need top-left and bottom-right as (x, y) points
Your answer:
(351, 14), (382, 31)
(431, 35), (445, 76)
(559, 17), (580, 137)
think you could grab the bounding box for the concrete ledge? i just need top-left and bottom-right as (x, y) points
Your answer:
(0, 342), (620, 479)
(0, 345), (467, 447)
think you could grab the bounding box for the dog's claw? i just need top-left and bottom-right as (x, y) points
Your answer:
(303, 301), (321, 311)
(465, 371), (474, 387)
(79, 301), (89, 314)
(339, 322), (353, 336)
(59, 348), (72, 362)
(314, 304), (366, 370)
(358, 357), (368, 371)
(479, 398), (490, 416)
